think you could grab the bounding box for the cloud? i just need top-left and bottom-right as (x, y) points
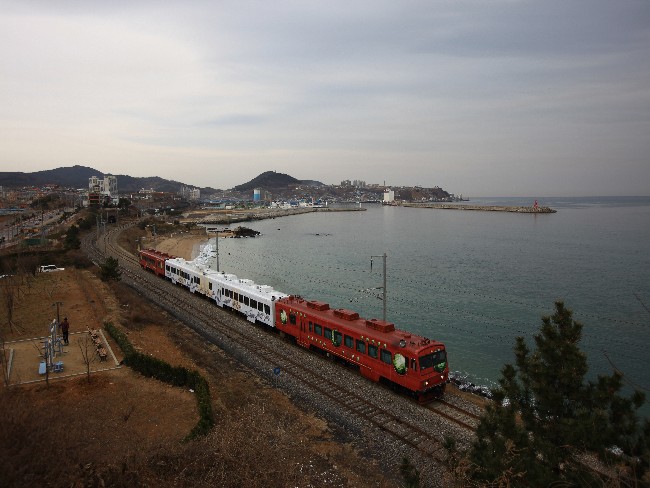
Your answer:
(1, 1), (649, 195)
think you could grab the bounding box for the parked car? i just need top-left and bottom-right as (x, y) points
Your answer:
(38, 265), (65, 273)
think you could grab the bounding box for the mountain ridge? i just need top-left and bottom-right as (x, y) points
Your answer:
(0, 166), (324, 194)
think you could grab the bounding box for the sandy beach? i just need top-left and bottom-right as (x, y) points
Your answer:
(152, 233), (210, 260)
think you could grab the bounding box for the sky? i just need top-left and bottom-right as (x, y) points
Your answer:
(1, 1), (649, 196)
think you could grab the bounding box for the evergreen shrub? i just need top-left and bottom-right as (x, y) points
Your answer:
(104, 322), (214, 439)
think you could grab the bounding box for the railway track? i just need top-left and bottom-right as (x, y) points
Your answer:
(82, 222), (484, 465)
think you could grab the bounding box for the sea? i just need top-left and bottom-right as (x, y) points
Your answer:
(201, 196), (650, 412)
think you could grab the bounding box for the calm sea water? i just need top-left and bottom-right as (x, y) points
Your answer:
(203, 196), (650, 410)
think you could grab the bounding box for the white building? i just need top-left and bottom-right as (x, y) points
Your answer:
(383, 189), (395, 203)
(180, 185), (201, 201)
(88, 175), (118, 204)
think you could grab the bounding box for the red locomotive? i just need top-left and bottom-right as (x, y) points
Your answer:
(275, 296), (448, 400)
(139, 248), (175, 277)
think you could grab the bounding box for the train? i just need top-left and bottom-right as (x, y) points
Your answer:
(138, 245), (449, 400)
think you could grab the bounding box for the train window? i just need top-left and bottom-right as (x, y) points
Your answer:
(356, 340), (366, 354)
(420, 350), (447, 372)
(411, 358), (417, 371)
(264, 304), (270, 315)
(368, 344), (378, 359)
(309, 321), (313, 332)
(234, 293), (239, 301)
(324, 327), (332, 341)
(333, 330), (342, 347)
(314, 324), (322, 336)
(244, 296), (249, 306)
(250, 299), (257, 309)
(258, 302), (264, 311)
(289, 313), (296, 325)
(380, 349), (392, 364)
(209, 283), (212, 290)
(344, 335), (353, 348)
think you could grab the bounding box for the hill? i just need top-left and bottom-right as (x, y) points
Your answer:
(0, 166), (323, 194)
(233, 171), (324, 192)
(0, 165), (219, 194)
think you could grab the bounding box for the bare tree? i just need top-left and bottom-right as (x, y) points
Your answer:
(0, 274), (25, 333)
(78, 334), (97, 382)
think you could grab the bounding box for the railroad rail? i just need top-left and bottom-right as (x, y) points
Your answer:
(82, 221), (483, 465)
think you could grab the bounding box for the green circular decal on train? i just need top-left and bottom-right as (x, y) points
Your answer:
(393, 353), (407, 375)
(280, 310), (288, 324)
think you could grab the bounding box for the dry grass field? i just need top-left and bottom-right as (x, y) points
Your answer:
(0, 265), (396, 487)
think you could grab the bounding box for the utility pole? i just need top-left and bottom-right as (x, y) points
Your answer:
(206, 226), (220, 271)
(215, 229), (220, 272)
(370, 253), (387, 322)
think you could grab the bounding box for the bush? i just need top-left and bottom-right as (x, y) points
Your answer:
(104, 322), (214, 439)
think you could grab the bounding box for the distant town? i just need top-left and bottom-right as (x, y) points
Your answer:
(1, 169), (465, 211)
(0, 169), (466, 248)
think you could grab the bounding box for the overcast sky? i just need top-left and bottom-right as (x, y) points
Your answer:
(1, 1), (649, 196)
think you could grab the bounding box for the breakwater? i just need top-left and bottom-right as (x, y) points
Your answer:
(401, 203), (556, 213)
(183, 206), (365, 225)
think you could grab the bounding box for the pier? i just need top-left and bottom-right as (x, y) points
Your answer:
(181, 206), (365, 225)
(401, 203), (556, 213)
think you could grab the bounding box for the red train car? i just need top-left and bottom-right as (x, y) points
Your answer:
(138, 248), (175, 277)
(275, 296), (448, 400)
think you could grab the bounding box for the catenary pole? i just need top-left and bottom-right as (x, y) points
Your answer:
(370, 253), (387, 322)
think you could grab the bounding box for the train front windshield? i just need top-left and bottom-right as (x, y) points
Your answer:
(420, 350), (447, 373)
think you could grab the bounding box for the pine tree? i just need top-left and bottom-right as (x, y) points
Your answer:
(99, 256), (121, 281)
(64, 224), (81, 250)
(470, 301), (649, 486)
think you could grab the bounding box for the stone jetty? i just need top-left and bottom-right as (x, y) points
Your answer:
(181, 206), (365, 225)
(401, 203), (556, 213)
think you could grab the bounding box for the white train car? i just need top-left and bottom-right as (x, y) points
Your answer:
(164, 243), (287, 328)
(165, 243), (219, 295)
(165, 257), (202, 292)
(209, 273), (287, 327)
